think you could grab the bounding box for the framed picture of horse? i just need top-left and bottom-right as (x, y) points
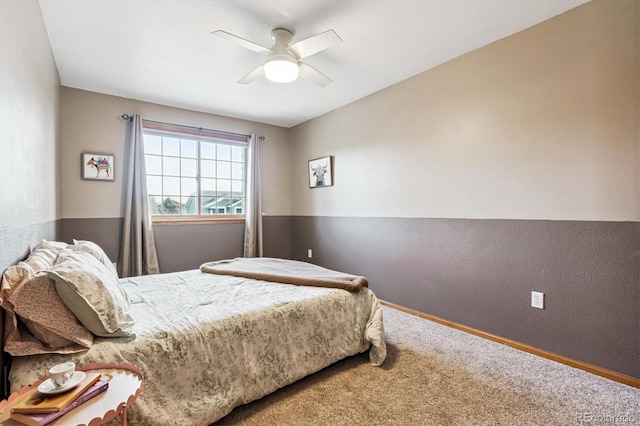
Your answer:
(82, 153), (114, 181)
(309, 156), (333, 188)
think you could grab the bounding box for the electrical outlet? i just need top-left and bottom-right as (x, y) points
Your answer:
(531, 291), (545, 309)
(307, 249), (313, 258)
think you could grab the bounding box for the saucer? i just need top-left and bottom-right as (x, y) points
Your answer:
(38, 371), (86, 395)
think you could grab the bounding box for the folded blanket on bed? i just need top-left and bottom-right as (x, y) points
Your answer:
(200, 257), (368, 292)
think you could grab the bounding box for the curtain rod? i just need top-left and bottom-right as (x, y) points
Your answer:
(120, 114), (265, 141)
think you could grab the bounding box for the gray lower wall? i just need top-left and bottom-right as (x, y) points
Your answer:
(61, 216), (292, 273)
(62, 218), (244, 272)
(6, 216), (636, 379)
(291, 216), (640, 379)
(153, 223), (245, 273)
(263, 215), (292, 260)
(0, 221), (62, 274)
(61, 218), (122, 265)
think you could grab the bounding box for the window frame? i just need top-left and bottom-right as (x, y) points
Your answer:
(142, 121), (249, 225)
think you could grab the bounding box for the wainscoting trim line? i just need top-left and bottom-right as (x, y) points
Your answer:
(380, 300), (640, 389)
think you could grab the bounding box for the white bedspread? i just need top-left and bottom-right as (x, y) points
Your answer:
(9, 269), (386, 425)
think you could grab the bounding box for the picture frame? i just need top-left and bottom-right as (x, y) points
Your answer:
(82, 153), (115, 181)
(308, 156), (333, 188)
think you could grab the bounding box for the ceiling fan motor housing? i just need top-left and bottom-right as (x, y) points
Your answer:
(271, 28), (294, 47)
(264, 28), (300, 82)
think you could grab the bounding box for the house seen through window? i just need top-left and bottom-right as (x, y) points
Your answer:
(143, 126), (247, 219)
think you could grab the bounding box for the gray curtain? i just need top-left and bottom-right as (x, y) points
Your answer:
(243, 134), (263, 257)
(118, 114), (160, 277)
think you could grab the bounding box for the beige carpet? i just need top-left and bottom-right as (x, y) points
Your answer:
(216, 307), (639, 425)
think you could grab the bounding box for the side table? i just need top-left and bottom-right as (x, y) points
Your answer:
(0, 362), (143, 426)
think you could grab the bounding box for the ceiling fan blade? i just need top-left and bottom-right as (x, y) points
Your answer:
(289, 29), (342, 59)
(298, 62), (332, 88)
(211, 30), (271, 53)
(237, 65), (265, 84)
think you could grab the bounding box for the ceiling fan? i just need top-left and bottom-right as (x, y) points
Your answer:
(211, 28), (342, 87)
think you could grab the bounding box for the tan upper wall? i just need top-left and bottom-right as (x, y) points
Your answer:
(0, 0), (61, 229)
(61, 88), (291, 218)
(290, 0), (639, 222)
(3, 0), (637, 224)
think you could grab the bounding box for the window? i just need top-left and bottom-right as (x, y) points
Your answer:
(142, 122), (247, 221)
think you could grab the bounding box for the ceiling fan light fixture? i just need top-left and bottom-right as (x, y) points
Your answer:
(263, 54), (299, 83)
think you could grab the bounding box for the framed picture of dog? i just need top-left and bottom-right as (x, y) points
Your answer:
(309, 156), (333, 188)
(82, 153), (115, 181)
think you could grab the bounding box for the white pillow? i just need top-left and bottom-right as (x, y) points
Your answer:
(48, 249), (134, 338)
(71, 239), (119, 279)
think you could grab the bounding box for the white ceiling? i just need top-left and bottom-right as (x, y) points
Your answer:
(38, 0), (590, 128)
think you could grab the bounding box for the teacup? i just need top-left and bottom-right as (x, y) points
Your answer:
(49, 362), (75, 388)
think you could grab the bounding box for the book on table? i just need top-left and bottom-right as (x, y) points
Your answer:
(10, 377), (108, 426)
(11, 372), (101, 414)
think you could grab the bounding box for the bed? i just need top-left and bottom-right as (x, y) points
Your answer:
(0, 240), (386, 425)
